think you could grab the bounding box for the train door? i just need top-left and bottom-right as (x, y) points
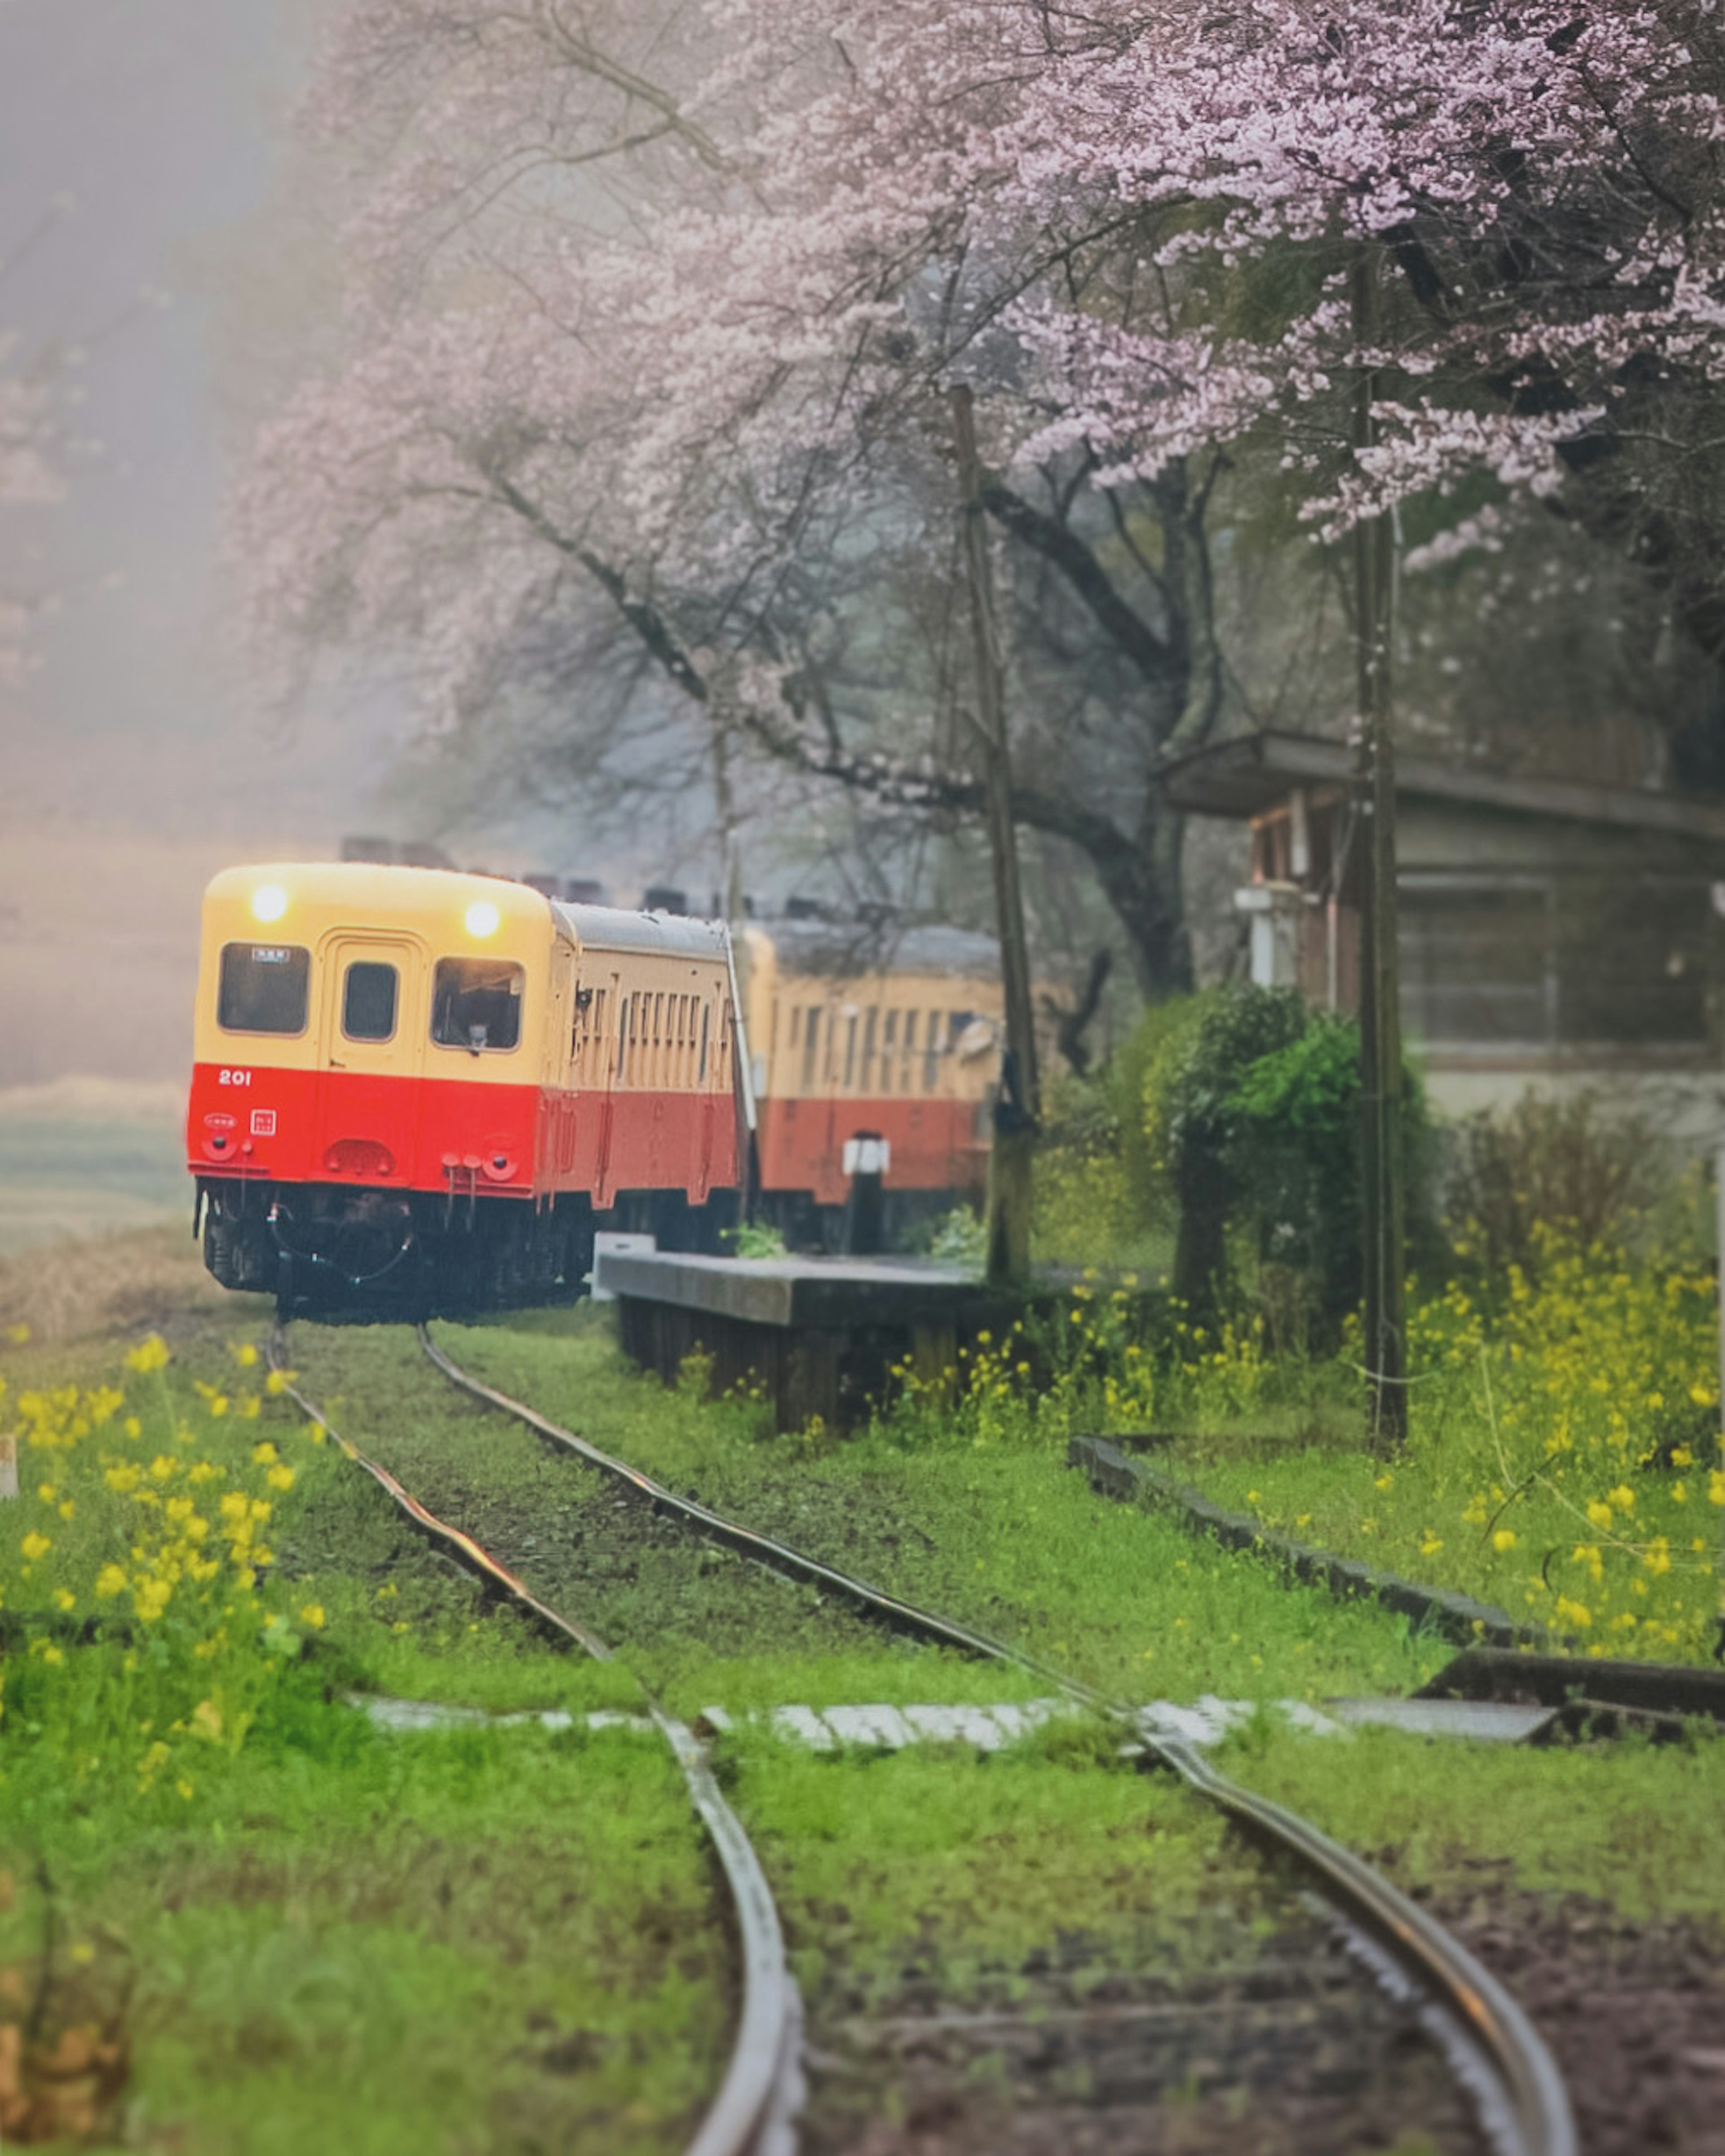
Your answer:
(314, 934), (426, 1184)
(591, 966), (621, 1204)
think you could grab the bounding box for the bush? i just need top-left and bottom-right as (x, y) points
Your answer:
(1441, 1090), (1667, 1281)
(1140, 985), (1433, 1339)
(1034, 1071), (1137, 1266)
(1229, 1014), (1433, 1342)
(1149, 985), (1308, 1317)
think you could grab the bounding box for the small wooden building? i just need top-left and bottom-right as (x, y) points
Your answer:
(1159, 730), (1725, 1122)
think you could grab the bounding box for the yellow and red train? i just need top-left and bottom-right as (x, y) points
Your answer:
(187, 862), (1004, 1312)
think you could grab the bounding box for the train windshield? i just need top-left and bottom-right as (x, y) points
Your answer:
(432, 957), (523, 1052)
(218, 943), (310, 1035)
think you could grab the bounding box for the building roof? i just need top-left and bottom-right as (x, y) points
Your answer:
(1158, 729), (1725, 842)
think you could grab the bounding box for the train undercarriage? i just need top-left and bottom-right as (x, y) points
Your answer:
(197, 1176), (737, 1321)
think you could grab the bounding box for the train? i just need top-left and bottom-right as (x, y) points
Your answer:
(186, 862), (1005, 1314)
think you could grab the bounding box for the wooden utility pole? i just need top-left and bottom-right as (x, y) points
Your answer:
(951, 384), (1039, 1284)
(1352, 246), (1407, 1453)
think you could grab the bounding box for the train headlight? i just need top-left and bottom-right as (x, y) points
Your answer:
(251, 884), (289, 924)
(464, 899), (501, 939)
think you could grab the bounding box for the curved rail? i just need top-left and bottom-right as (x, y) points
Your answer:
(422, 1323), (1577, 2156)
(268, 1331), (801, 2156)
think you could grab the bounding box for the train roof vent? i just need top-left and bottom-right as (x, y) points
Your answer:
(521, 872), (562, 897)
(642, 884), (689, 915)
(563, 877), (607, 905)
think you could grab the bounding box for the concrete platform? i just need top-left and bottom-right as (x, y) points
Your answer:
(594, 1248), (1007, 1432)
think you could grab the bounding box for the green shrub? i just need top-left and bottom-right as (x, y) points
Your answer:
(1440, 1089), (1667, 1283)
(1151, 985), (1308, 1317)
(1228, 1014), (1432, 1340)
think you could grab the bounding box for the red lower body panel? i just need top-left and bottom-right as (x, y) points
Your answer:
(185, 1064), (739, 1206)
(756, 1096), (986, 1208)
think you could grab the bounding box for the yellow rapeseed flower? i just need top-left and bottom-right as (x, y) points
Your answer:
(124, 1335), (170, 1374)
(265, 1463), (295, 1493)
(94, 1565), (127, 1599)
(231, 1342), (260, 1370)
(1491, 1528), (1518, 1553)
(252, 1441), (279, 1467)
(298, 1603), (326, 1629)
(20, 1531), (50, 1564)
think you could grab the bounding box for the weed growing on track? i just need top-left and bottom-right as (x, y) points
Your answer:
(431, 1317), (1455, 1710)
(1225, 1719), (1725, 1922)
(0, 1320), (726, 2153)
(431, 1313), (1725, 1934)
(719, 1725), (1265, 2007)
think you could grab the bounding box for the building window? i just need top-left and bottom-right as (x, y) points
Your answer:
(1399, 876), (1712, 1050)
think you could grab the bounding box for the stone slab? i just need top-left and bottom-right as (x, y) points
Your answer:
(1326, 1697), (1560, 1743)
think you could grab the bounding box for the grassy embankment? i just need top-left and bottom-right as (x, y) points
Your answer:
(0, 1302), (726, 2153)
(1138, 1241), (1725, 1667)
(0, 1082), (187, 1262)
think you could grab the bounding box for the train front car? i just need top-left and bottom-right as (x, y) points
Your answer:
(187, 864), (742, 1316)
(741, 918), (1006, 1249)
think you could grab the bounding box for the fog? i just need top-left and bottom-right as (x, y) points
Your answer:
(0, 2), (417, 1088)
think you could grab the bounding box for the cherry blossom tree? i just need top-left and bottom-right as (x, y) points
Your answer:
(242, 0), (1725, 985)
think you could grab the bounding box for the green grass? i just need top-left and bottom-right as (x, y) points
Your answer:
(420, 1315), (1457, 1712)
(420, 1312), (1725, 1933)
(10, 1252), (1725, 2153)
(3, 1705), (728, 2156)
(719, 1722), (1263, 2009)
(0, 1314), (728, 2153)
(0, 1115), (186, 1256)
(1221, 1715), (1725, 1923)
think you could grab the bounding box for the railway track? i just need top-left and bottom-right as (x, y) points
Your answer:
(266, 1328), (803, 2156)
(274, 1321), (1578, 2156)
(416, 1324), (1577, 2156)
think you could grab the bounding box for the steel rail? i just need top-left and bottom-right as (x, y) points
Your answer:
(267, 1330), (801, 2156)
(422, 1323), (1577, 2156)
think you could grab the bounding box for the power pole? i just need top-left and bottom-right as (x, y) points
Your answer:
(951, 384), (1039, 1284)
(1352, 246), (1407, 1453)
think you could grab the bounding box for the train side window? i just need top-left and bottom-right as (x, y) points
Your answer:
(342, 960), (398, 1043)
(801, 1007), (822, 1091)
(431, 958), (522, 1051)
(843, 1012), (858, 1091)
(699, 999), (712, 1082)
(923, 1016), (941, 1093)
(902, 1010), (918, 1085)
(616, 996), (630, 1080)
(861, 1007), (877, 1091)
(881, 1008), (898, 1092)
(218, 943), (310, 1035)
